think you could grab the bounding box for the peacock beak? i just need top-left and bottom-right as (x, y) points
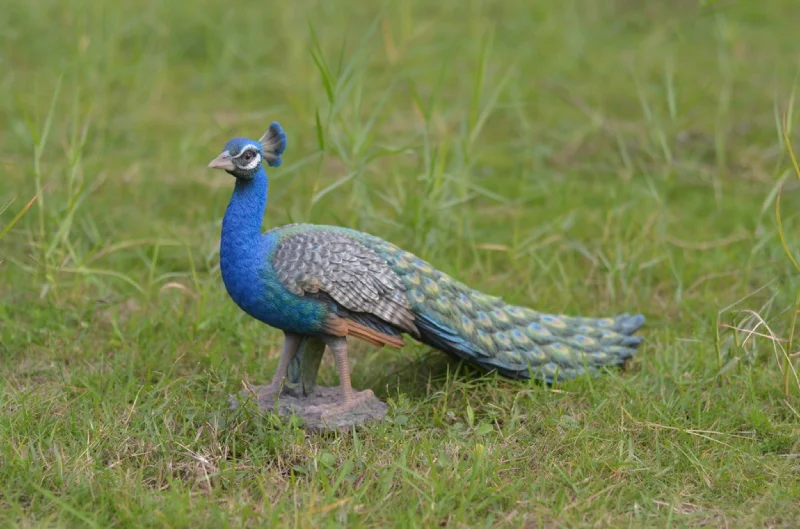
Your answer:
(208, 151), (235, 171)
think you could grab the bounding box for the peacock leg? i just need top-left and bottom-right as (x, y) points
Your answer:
(284, 336), (326, 398)
(309, 335), (374, 420)
(257, 331), (302, 401)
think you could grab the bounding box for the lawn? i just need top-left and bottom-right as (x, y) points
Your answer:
(2, 0), (800, 526)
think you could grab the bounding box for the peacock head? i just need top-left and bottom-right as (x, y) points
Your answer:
(207, 122), (287, 179)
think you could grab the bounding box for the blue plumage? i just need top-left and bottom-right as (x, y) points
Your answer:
(212, 124), (326, 334)
(208, 122), (645, 419)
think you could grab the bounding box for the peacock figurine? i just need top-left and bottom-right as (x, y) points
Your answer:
(208, 122), (645, 420)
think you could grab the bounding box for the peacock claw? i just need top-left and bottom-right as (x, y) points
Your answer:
(306, 389), (376, 422)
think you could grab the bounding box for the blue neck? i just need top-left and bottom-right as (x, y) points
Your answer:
(220, 166), (269, 293)
(222, 167), (267, 244)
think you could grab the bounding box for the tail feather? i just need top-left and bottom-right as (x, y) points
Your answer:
(362, 237), (645, 383)
(417, 308), (644, 383)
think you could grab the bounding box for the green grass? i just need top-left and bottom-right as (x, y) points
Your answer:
(2, 0), (800, 526)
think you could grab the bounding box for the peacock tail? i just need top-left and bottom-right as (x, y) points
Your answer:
(358, 234), (644, 383)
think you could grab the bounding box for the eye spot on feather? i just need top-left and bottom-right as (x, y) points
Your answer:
(526, 321), (552, 336)
(412, 259), (433, 273)
(511, 329), (531, 345)
(435, 297), (452, 313)
(490, 308), (510, 324)
(527, 346), (546, 363)
(460, 315), (475, 334)
(573, 335), (596, 346)
(408, 289), (426, 305)
(598, 318), (614, 327)
(457, 294), (473, 311)
(406, 274), (422, 286)
(476, 330), (495, 350)
(423, 277), (439, 295)
(546, 342), (573, 364)
(476, 311), (493, 328)
(541, 315), (568, 329)
(393, 258), (410, 271)
(494, 331), (512, 348)
(505, 306), (529, 321)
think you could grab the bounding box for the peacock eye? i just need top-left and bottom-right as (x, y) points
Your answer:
(242, 151), (254, 162)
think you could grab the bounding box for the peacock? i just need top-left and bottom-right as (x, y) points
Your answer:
(208, 122), (645, 419)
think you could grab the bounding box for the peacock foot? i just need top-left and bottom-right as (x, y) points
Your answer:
(305, 389), (377, 423)
(256, 382), (284, 403)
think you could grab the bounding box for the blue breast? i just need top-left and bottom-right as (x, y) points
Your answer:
(220, 232), (329, 334)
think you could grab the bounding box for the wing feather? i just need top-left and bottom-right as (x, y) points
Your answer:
(273, 231), (418, 335)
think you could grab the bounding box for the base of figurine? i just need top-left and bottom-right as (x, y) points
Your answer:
(230, 385), (388, 433)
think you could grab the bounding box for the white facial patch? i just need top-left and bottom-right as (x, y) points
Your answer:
(232, 146), (262, 171)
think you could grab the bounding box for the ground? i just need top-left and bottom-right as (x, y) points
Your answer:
(2, 0), (800, 527)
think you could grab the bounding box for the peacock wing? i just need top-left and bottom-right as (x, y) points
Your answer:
(272, 230), (418, 337)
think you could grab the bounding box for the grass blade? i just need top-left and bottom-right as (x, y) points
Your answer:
(0, 191), (43, 241)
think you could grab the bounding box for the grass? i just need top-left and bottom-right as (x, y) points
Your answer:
(2, 0), (800, 526)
